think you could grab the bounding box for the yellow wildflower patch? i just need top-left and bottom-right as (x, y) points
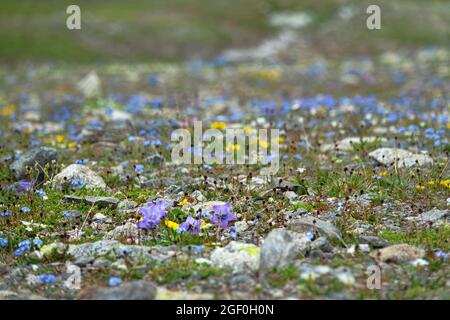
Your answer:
(165, 220), (179, 231)
(415, 185), (426, 190)
(211, 122), (226, 130)
(178, 198), (188, 206)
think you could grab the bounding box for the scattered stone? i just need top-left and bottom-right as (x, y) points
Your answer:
(260, 228), (310, 271)
(10, 147), (58, 182)
(191, 190), (206, 202)
(93, 213), (110, 224)
(359, 236), (389, 248)
(63, 195), (119, 208)
(235, 221), (249, 234)
(371, 244), (425, 263)
(289, 216), (343, 242)
(52, 164), (107, 190)
(104, 223), (139, 241)
(416, 208), (448, 223)
(321, 136), (380, 152)
(210, 241), (260, 274)
(369, 148), (433, 168)
(117, 199), (137, 211)
(93, 280), (156, 300)
(145, 154), (165, 166)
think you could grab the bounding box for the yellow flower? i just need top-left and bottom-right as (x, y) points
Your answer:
(255, 68), (281, 81)
(277, 137), (285, 143)
(1, 104), (16, 117)
(178, 198), (188, 206)
(68, 142), (78, 149)
(439, 179), (450, 188)
(211, 122), (226, 130)
(446, 122), (450, 129)
(55, 135), (65, 143)
(380, 171), (388, 177)
(427, 180), (435, 186)
(165, 220), (179, 231)
(415, 184), (426, 190)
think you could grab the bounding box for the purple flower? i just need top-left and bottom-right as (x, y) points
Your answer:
(178, 216), (202, 235)
(136, 200), (166, 230)
(210, 203), (236, 228)
(17, 181), (33, 192)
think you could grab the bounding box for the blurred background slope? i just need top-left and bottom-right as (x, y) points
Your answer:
(0, 0), (448, 64)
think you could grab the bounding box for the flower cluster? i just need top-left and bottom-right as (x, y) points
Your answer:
(136, 200), (167, 230)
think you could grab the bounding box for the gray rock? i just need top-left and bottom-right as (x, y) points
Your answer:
(371, 244), (425, 263)
(417, 208), (448, 223)
(93, 280), (156, 300)
(289, 216), (343, 242)
(52, 164), (107, 190)
(104, 223), (139, 241)
(10, 147), (58, 182)
(117, 200), (137, 211)
(92, 258), (112, 268)
(63, 195), (119, 208)
(210, 241), (260, 274)
(369, 148), (433, 168)
(359, 236), (389, 248)
(310, 237), (335, 253)
(260, 228), (310, 271)
(145, 154), (165, 166)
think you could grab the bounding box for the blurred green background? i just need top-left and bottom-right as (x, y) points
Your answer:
(0, 0), (448, 63)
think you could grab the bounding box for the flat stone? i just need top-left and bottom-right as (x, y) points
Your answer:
(371, 244), (425, 263)
(289, 216), (343, 242)
(210, 241), (260, 274)
(369, 148), (433, 168)
(93, 280), (156, 300)
(63, 195), (119, 208)
(104, 223), (140, 241)
(417, 208), (448, 223)
(358, 236), (389, 248)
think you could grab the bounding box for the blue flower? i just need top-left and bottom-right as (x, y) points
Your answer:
(0, 237), (8, 247)
(434, 250), (448, 260)
(135, 164), (144, 173)
(108, 277), (122, 287)
(33, 238), (43, 247)
(14, 240), (31, 256)
(35, 189), (47, 199)
(71, 179), (84, 188)
(306, 231), (314, 241)
(293, 154), (302, 160)
(1, 211), (11, 218)
(21, 207), (31, 214)
(38, 274), (56, 284)
(63, 211), (72, 218)
(193, 245), (204, 253)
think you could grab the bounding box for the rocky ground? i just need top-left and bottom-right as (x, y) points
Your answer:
(0, 4), (449, 300)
